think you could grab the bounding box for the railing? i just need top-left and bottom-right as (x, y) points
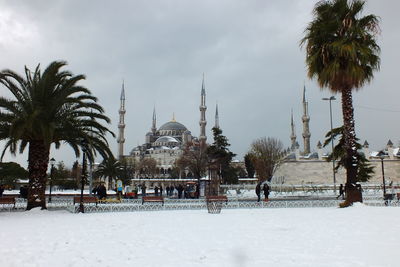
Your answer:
(3, 195), (399, 213)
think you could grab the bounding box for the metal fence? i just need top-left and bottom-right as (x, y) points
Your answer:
(2, 195), (399, 213)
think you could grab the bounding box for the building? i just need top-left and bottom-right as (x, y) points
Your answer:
(278, 84), (400, 185)
(117, 75), (210, 179)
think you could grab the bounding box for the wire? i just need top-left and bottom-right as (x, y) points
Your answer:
(354, 105), (400, 113)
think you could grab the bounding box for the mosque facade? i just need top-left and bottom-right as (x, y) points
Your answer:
(117, 76), (213, 177)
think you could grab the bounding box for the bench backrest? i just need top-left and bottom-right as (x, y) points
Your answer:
(206, 196), (228, 201)
(73, 196), (97, 203)
(0, 197), (16, 204)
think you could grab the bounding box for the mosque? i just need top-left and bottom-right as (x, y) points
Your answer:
(116, 77), (400, 187)
(116, 76), (215, 178)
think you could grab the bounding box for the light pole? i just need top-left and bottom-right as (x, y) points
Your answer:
(378, 151), (386, 198)
(89, 160), (93, 196)
(322, 96), (337, 194)
(49, 158), (55, 203)
(79, 139), (88, 213)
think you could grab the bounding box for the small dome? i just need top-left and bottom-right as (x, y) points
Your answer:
(155, 136), (179, 144)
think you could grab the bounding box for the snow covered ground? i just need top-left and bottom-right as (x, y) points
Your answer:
(1, 205), (399, 267)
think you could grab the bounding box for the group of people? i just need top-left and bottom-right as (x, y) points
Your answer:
(255, 182), (270, 202)
(139, 184), (198, 199)
(92, 184), (107, 199)
(154, 185), (163, 196)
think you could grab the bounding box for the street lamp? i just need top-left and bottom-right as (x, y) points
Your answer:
(322, 96), (337, 194)
(79, 139), (88, 213)
(49, 158), (55, 203)
(378, 151), (386, 198)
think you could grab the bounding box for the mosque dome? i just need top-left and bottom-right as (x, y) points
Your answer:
(155, 136), (179, 143)
(159, 121), (187, 132)
(154, 136), (179, 147)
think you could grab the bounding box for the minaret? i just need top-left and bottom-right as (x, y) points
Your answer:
(199, 74), (207, 148)
(151, 106), (157, 135)
(290, 109), (297, 150)
(302, 85), (311, 155)
(215, 103), (220, 129)
(117, 81), (126, 160)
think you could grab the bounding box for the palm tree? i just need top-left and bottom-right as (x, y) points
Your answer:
(301, 0), (380, 204)
(95, 157), (122, 190)
(0, 61), (114, 210)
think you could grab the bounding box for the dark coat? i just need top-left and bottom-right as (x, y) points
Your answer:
(255, 183), (261, 196)
(97, 185), (107, 199)
(263, 184), (270, 194)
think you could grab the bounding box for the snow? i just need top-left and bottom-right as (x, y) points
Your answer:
(1, 205), (399, 267)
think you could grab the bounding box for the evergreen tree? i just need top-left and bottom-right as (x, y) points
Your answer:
(244, 153), (255, 178)
(0, 162), (28, 188)
(119, 159), (134, 186)
(52, 161), (77, 190)
(324, 126), (374, 182)
(207, 127), (237, 184)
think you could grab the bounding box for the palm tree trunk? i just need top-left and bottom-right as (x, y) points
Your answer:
(27, 140), (50, 210)
(341, 88), (361, 204)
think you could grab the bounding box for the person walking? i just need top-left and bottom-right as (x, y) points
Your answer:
(255, 183), (261, 202)
(177, 184), (184, 199)
(98, 184), (107, 200)
(154, 186), (159, 196)
(337, 184), (344, 200)
(160, 185), (163, 196)
(19, 185), (28, 199)
(263, 183), (270, 201)
(141, 184), (147, 197)
(0, 184), (4, 197)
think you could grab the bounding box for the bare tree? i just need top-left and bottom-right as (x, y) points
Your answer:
(138, 158), (157, 178)
(177, 142), (208, 180)
(249, 137), (285, 182)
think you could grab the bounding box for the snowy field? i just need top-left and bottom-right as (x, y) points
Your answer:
(1, 205), (399, 267)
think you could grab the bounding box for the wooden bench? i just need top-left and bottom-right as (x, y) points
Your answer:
(0, 197), (16, 208)
(73, 196), (98, 205)
(142, 196), (164, 205)
(206, 195), (228, 204)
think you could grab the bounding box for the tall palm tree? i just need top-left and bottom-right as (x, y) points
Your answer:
(0, 61), (114, 210)
(301, 0), (380, 204)
(95, 157), (122, 190)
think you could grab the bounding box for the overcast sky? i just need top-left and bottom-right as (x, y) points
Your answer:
(0, 0), (399, 168)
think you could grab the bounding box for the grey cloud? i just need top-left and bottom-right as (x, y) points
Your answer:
(0, 0), (399, 167)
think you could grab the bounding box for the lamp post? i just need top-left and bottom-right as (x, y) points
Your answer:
(89, 160), (93, 196)
(79, 139), (88, 213)
(379, 152), (386, 197)
(322, 96), (337, 194)
(49, 158), (55, 203)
